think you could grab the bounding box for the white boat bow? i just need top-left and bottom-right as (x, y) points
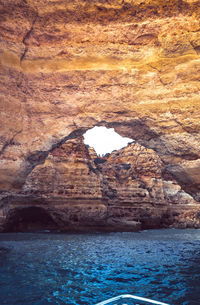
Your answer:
(95, 294), (169, 305)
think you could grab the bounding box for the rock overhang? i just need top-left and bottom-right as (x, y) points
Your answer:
(0, 0), (200, 231)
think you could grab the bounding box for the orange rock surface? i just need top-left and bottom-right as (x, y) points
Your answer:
(0, 0), (200, 231)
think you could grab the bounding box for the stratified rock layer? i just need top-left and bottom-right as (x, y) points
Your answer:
(0, 0), (200, 231)
(1, 137), (199, 232)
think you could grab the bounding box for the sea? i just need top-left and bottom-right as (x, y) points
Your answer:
(0, 229), (200, 305)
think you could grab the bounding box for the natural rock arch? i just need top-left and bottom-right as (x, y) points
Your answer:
(0, 0), (200, 231)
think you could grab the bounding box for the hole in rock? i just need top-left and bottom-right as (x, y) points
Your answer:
(84, 126), (133, 156)
(4, 207), (57, 232)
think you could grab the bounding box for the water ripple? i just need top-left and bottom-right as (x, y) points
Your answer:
(0, 229), (200, 305)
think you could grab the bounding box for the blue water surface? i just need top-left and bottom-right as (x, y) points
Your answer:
(0, 229), (200, 305)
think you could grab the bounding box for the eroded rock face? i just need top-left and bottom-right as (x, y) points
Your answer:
(0, 0), (200, 231)
(1, 137), (199, 232)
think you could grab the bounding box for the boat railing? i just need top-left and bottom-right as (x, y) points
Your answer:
(95, 294), (169, 305)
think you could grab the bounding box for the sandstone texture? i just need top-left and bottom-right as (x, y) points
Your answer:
(1, 137), (199, 232)
(0, 0), (200, 231)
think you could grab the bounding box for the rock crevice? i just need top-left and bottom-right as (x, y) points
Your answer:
(20, 12), (38, 63)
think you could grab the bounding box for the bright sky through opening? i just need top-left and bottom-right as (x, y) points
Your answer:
(84, 126), (133, 156)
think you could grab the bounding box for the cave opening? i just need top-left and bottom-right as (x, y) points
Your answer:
(4, 207), (57, 232)
(83, 126), (133, 156)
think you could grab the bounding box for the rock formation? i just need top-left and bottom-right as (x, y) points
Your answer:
(0, 0), (200, 231)
(1, 136), (199, 232)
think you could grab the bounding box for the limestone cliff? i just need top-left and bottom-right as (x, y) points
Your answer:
(0, 0), (200, 231)
(1, 137), (199, 232)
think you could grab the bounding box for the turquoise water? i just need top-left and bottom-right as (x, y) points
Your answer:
(0, 229), (200, 305)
